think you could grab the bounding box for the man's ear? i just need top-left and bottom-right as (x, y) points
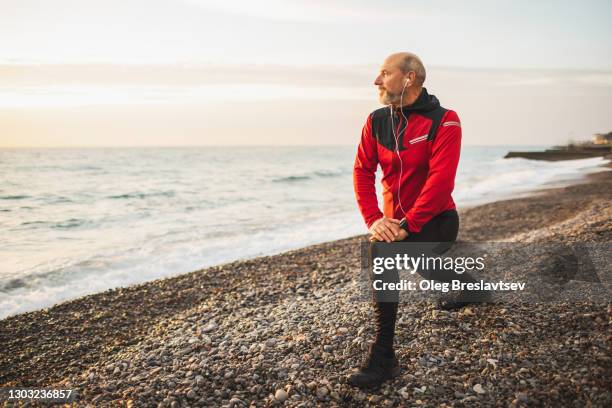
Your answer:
(404, 72), (416, 86)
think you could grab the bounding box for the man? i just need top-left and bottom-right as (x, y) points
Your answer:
(349, 52), (489, 389)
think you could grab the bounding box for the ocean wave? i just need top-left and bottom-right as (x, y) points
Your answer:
(21, 220), (47, 226)
(108, 191), (176, 199)
(52, 218), (89, 229)
(47, 196), (74, 204)
(1, 278), (27, 291)
(314, 170), (346, 177)
(1, 195), (30, 200)
(75, 165), (103, 171)
(272, 169), (347, 183)
(21, 218), (89, 230)
(273, 175), (311, 182)
(1, 256), (113, 295)
(455, 156), (608, 206)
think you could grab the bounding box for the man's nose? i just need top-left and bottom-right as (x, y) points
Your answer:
(374, 75), (382, 85)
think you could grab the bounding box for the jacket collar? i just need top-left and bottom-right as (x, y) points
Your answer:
(393, 87), (440, 115)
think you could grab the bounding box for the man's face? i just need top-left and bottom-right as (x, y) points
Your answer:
(374, 56), (405, 106)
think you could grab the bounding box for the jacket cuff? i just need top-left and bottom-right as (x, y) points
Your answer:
(404, 215), (423, 234)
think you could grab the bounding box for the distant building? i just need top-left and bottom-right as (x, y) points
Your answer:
(592, 132), (612, 145)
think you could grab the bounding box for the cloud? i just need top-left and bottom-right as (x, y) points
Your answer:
(182, 0), (428, 23)
(0, 63), (374, 88)
(0, 83), (373, 108)
(491, 72), (612, 87)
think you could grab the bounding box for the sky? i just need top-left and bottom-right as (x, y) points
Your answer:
(1, 0), (611, 147)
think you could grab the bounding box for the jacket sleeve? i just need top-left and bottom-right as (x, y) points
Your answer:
(405, 110), (461, 233)
(353, 114), (384, 229)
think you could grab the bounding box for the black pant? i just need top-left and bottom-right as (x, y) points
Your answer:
(368, 210), (476, 353)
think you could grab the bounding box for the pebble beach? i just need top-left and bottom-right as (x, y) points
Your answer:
(1, 169), (610, 407)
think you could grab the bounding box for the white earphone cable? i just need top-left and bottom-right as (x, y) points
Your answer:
(389, 80), (410, 216)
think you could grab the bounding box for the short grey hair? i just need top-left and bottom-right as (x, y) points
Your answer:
(399, 53), (426, 86)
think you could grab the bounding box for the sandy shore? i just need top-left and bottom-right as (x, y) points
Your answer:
(1, 170), (610, 407)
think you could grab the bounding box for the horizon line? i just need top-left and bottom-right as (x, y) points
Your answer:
(0, 143), (555, 149)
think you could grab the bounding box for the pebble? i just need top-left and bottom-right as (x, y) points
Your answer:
(398, 386), (410, 399)
(229, 397), (243, 407)
(516, 392), (529, 403)
(202, 321), (217, 332)
(315, 387), (328, 399)
(275, 389), (288, 402)
(354, 391), (366, 401)
(473, 384), (486, 394)
(369, 395), (382, 403)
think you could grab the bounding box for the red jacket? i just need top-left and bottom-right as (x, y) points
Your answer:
(353, 88), (461, 233)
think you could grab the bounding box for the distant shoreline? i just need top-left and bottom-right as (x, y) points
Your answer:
(504, 138), (611, 161)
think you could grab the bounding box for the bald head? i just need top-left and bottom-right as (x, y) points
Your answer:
(374, 52), (427, 106)
(386, 52), (426, 87)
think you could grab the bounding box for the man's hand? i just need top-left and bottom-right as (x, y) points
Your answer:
(368, 217), (402, 243)
(394, 229), (409, 241)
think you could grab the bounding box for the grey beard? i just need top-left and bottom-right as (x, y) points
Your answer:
(381, 90), (402, 106)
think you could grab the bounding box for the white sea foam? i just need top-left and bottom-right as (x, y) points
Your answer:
(455, 153), (608, 206)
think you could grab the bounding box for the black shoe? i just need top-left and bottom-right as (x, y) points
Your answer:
(347, 343), (400, 389)
(436, 289), (493, 311)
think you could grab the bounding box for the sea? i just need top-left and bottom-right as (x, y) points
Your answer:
(0, 146), (608, 318)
